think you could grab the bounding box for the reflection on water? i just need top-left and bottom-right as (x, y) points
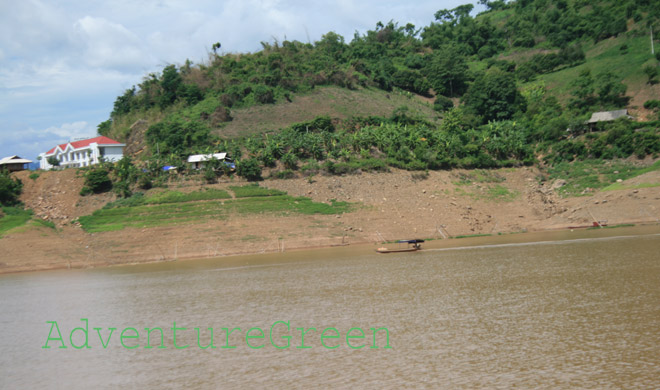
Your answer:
(1, 233), (659, 389)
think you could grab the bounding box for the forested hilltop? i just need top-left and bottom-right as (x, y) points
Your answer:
(97, 0), (660, 188)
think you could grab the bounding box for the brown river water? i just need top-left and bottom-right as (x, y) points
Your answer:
(1, 228), (659, 389)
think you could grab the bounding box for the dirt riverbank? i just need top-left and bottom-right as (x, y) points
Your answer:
(1, 166), (659, 274)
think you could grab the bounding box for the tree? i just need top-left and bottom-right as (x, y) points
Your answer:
(316, 32), (347, 61)
(159, 65), (182, 108)
(462, 68), (525, 123)
(569, 68), (596, 110)
(595, 71), (628, 109)
(113, 157), (138, 198)
(435, 4), (474, 25)
(111, 87), (136, 118)
(97, 120), (112, 136)
(46, 156), (60, 167)
(423, 45), (469, 97)
(0, 171), (23, 206)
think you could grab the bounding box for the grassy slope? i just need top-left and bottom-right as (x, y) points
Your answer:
(538, 34), (658, 108)
(214, 86), (440, 139)
(77, 185), (352, 233)
(0, 207), (56, 238)
(546, 159), (660, 196)
(481, 3), (658, 115)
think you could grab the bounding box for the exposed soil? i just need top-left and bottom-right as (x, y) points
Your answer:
(2, 166), (660, 274)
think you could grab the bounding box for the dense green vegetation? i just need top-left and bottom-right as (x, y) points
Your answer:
(0, 171), (23, 206)
(77, 185), (352, 232)
(92, 0), (658, 194)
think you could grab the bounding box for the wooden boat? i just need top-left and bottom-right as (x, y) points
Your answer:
(567, 221), (609, 229)
(376, 239), (424, 253)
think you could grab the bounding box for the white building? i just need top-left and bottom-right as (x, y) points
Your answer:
(39, 136), (125, 170)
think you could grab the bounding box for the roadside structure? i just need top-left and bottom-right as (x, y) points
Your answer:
(187, 153), (235, 170)
(39, 136), (125, 170)
(0, 155), (32, 172)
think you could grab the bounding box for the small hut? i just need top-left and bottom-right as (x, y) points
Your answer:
(586, 109), (632, 130)
(0, 155), (32, 172)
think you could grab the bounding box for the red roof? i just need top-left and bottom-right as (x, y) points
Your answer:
(46, 136), (122, 155)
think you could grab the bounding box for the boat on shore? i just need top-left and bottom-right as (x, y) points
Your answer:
(567, 221), (609, 229)
(376, 239), (424, 253)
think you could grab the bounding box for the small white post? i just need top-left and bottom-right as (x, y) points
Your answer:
(652, 26), (655, 55)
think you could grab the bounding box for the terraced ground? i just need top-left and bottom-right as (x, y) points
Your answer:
(77, 185), (352, 232)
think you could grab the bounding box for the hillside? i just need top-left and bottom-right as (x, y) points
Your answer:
(531, 35), (660, 119)
(91, 0), (659, 177)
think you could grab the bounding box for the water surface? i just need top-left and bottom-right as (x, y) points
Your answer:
(1, 233), (659, 389)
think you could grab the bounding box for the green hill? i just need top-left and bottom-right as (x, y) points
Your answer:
(94, 0), (659, 187)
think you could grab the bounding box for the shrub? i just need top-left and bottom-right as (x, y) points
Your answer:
(411, 171), (429, 181)
(275, 170), (296, 179)
(0, 171), (23, 206)
(281, 152), (298, 170)
(84, 168), (113, 194)
(643, 64), (659, 85)
(79, 186), (93, 196)
(137, 175), (153, 190)
(433, 95), (454, 112)
(643, 100), (660, 110)
(236, 158), (262, 181)
(204, 167), (217, 184)
(253, 85), (274, 104)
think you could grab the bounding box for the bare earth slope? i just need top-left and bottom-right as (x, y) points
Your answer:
(2, 167), (659, 274)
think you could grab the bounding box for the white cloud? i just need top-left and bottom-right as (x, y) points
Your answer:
(0, 121), (99, 160)
(0, 0), (70, 57)
(44, 121), (96, 139)
(72, 16), (156, 71)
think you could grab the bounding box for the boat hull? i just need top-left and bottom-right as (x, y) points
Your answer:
(376, 247), (420, 254)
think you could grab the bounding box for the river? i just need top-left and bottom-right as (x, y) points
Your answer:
(1, 230), (659, 389)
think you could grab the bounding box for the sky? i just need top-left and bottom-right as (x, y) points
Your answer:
(0, 0), (480, 162)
